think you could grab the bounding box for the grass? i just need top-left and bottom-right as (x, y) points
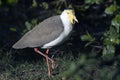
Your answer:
(0, 48), (120, 80)
(0, 49), (76, 80)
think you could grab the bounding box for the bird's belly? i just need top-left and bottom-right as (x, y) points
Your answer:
(41, 31), (72, 49)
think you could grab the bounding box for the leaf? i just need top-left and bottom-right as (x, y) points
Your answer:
(40, 2), (49, 10)
(112, 14), (120, 33)
(105, 4), (117, 15)
(25, 21), (32, 30)
(102, 45), (115, 61)
(9, 27), (16, 31)
(32, 0), (38, 7)
(7, 0), (18, 5)
(104, 25), (120, 45)
(81, 32), (95, 47)
(103, 45), (115, 55)
(80, 32), (95, 41)
(31, 19), (37, 25)
(108, 44), (115, 53)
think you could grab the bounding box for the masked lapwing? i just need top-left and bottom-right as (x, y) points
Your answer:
(13, 9), (78, 76)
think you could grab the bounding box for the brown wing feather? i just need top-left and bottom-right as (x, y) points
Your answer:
(13, 15), (64, 49)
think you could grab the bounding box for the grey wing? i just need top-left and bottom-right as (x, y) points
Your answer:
(13, 16), (64, 49)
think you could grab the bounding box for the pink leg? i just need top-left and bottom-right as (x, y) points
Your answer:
(46, 49), (55, 69)
(45, 49), (51, 76)
(34, 48), (55, 76)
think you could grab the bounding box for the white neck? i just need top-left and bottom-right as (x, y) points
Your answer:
(60, 11), (73, 36)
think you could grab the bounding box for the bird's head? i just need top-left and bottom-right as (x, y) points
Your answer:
(64, 9), (78, 24)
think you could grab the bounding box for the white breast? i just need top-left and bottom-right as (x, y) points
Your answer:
(42, 11), (73, 49)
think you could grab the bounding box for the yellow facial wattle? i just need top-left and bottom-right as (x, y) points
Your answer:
(65, 10), (78, 24)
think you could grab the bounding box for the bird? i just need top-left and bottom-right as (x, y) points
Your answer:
(12, 9), (78, 77)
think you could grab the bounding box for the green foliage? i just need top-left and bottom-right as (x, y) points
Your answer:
(104, 26), (119, 45)
(81, 32), (95, 47)
(81, 32), (95, 42)
(80, 0), (120, 55)
(105, 4), (117, 15)
(0, 50), (119, 80)
(102, 45), (115, 61)
(85, 0), (102, 4)
(9, 27), (16, 32)
(63, 54), (86, 80)
(112, 14), (120, 33)
(22, 19), (38, 35)
(7, 0), (18, 5)
(40, 2), (49, 10)
(32, 0), (38, 8)
(103, 13), (120, 54)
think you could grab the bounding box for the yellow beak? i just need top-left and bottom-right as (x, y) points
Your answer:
(69, 14), (78, 24)
(73, 16), (78, 24)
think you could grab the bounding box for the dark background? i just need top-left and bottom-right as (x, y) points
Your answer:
(0, 0), (120, 79)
